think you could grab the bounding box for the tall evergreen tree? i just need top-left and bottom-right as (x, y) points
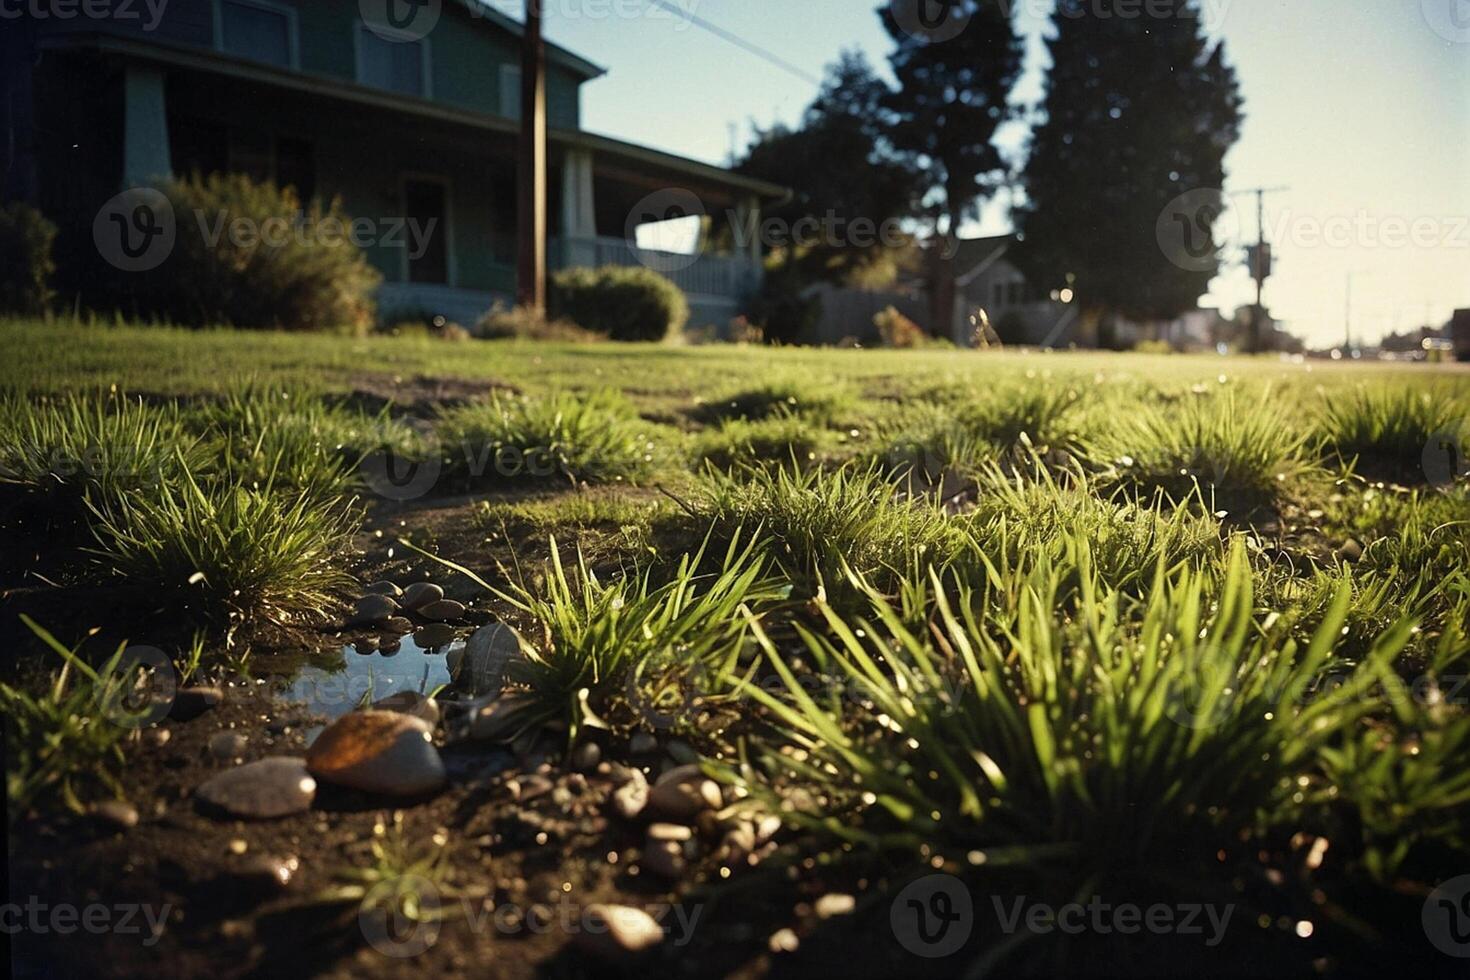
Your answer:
(1011, 0), (1243, 344)
(879, 0), (1024, 336)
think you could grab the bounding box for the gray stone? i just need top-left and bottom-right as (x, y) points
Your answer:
(348, 594), (398, 626)
(208, 731), (248, 761)
(196, 757), (316, 819)
(363, 581), (403, 598)
(418, 599), (466, 622)
(457, 623), (523, 697)
(570, 741), (602, 772)
(646, 764), (720, 821)
(401, 582), (444, 612)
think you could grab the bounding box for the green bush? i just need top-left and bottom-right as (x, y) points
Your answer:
(136, 174), (381, 332)
(0, 202), (57, 315)
(549, 265), (688, 342)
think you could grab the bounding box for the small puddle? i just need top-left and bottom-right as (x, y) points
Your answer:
(283, 634), (458, 721)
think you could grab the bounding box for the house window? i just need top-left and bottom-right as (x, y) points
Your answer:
(358, 26), (429, 97)
(500, 65), (521, 120)
(403, 177), (450, 285)
(218, 0), (297, 69)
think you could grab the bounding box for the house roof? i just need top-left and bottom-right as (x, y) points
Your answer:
(950, 234), (1017, 287)
(452, 2), (607, 80)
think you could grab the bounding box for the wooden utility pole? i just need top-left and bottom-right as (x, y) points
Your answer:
(516, 0), (547, 311)
(1242, 185), (1288, 353)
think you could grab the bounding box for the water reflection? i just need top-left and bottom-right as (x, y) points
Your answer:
(283, 634), (458, 720)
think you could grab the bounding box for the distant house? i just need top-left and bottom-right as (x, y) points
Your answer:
(3, 1), (786, 326)
(946, 235), (1079, 347)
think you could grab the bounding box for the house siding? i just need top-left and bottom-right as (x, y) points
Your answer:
(33, 0), (582, 129)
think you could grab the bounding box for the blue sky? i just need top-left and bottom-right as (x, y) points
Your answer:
(526, 0), (1469, 346)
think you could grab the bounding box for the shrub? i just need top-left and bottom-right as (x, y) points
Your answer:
(0, 202), (57, 315)
(745, 269), (820, 345)
(476, 303), (599, 342)
(135, 173), (381, 332)
(873, 305), (926, 348)
(549, 265), (688, 342)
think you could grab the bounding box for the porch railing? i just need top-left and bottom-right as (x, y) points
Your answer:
(551, 236), (761, 302)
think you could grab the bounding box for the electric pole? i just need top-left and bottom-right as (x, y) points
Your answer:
(1240, 186), (1288, 353)
(516, 0), (547, 311)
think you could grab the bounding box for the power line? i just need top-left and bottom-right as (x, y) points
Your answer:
(643, 0), (822, 86)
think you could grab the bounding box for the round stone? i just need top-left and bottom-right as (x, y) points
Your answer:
(348, 594), (399, 626)
(196, 757), (317, 819)
(363, 581), (403, 598)
(401, 582), (445, 612)
(305, 711), (446, 798)
(209, 731), (248, 761)
(417, 599), (466, 622)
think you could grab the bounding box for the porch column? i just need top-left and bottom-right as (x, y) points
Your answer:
(734, 195), (763, 291)
(123, 65), (171, 187)
(560, 148), (596, 268)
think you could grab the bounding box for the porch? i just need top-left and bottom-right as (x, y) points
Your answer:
(36, 35), (786, 331)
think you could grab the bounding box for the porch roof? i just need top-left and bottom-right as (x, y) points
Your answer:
(42, 31), (789, 204)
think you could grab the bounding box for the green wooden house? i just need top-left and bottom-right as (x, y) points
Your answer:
(5, 0), (786, 326)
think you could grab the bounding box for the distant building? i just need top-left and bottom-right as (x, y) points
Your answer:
(946, 235), (1080, 347)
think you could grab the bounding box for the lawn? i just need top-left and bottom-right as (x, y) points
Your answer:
(3, 316), (1470, 978)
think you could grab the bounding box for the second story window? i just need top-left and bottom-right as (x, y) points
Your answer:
(358, 26), (430, 98)
(218, 0), (297, 69)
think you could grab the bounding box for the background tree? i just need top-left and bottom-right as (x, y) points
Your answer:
(878, 0), (1024, 337)
(737, 51), (920, 288)
(1011, 0), (1243, 347)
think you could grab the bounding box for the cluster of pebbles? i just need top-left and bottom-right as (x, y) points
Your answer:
(346, 580), (468, 651)
(107, 580), (814, 959)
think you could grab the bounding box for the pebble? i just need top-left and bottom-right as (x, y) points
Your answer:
(721, 822), (757, 865)
(570, 742), (601, 772)
(89, 800), (139, 830)
(208, 731), (248, 761)
(648, 822), (692, 842)
(470, 692), (536, 742)
(646, 765), (721, 821)
(1336, 539), (1363, 562)
(413, 623), (459, 649)
(814, 894), (856, 919)
(231, 855), (298, 894)
(142, 727), (171, 748)
(457, 623), (523, 697)
(611, 767), (649, 820)
(306, 711), (446, 797)
(628, 733), (658, 756)
(348, 593), (399, 626)
(363, 581), (403, 598)
(383, 616), (415, 635)
(372, 691), (441, 726)
(196, 757), (317, 819)
(418, 599), (466, 622)
(666, 739), (699, 765)
(169, 686), (224, 722)
(642, 838), (688, 879)
(574, 904), (664, 958)
(401, 581), (445, 612)
(769, 928), (800, 953)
